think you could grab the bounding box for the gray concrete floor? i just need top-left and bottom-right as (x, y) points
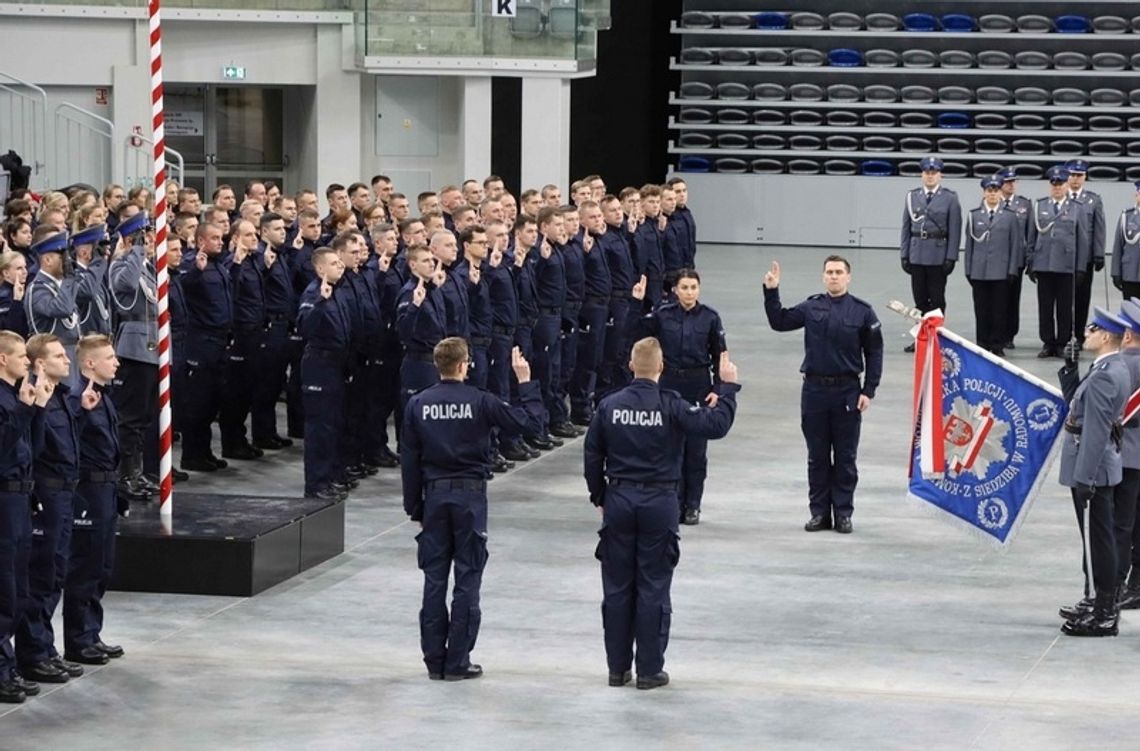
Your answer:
(4, 246), (1138, 750)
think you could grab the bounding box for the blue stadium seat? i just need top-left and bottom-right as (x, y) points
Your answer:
(753, 12), (789, 30)
(677, 156), (711, 173)
(942, 14), (976, 32)
(1055, 15), (1090, 33)
(861, 160), (895, 176)
(828, 48), (862, 67)
(903, 13), (939, 31)
(937, 112), (971, 129)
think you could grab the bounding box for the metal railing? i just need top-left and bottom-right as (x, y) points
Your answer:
(123, 134), (185, 191)
(53, 103), (114, 189)
(0, 72), (48, 188)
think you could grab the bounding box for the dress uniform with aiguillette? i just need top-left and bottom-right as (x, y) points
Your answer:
(1027, 166), (1087, 359)
(964, 177), (1025, 355)
(25, 233), (80, 384)
(72, 225), (112, 337)
(1066, 160), (1107, 337)
(997, 167), (1034, 349)
(900, 157), (962, 327)
(1111, 182), (1140, 302)
(1111, 299), (1140, 607)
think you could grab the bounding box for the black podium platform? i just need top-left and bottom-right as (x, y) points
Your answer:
(112, 493), (345, 597)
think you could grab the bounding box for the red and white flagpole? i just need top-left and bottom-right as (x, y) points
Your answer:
(150, 0), (173, 518)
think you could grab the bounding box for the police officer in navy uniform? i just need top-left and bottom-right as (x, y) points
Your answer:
(25, 228), (81, 384)
(632, 185), (666, 311)
(64, 334), (125, 666)
(1111, 182), (1140, 301)
(402, 338), (543, 681)
(366, 223), (401, 468)
(556, 206), (586, 436)
(250, 212), (296, 451)
(584, 338), (740, 690)
(335, 229), (382, 483)
(764, 256), (884, 534)
(997, 168), (1032, 349)
(570, 201), (613, 425)
(531, 208), (570, 443)
(598, 196), (637, 397)
(1057, 308), (1131, 637)
(483, 222), (527, 463)
(666, 178), (697, 270)
(396, 245), (448, 414)
(965, 177), (1025, 356)
(15, 335), (85, 685)
(0, 331), (48, 703)
(1066, 160), (1107, 339)
(219, 219), (266, 462)
(629, 270), (726, 525)
(1027, 166), (1087, 359)
(72, 224), (112, 337)
(1112, 299), (1140, 610)
(900, 157), (962, 352)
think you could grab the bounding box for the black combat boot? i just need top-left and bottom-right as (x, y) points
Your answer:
(1061, 592), (1119, 637)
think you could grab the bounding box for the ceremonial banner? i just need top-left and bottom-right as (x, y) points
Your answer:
(908, 312), (1068, 546)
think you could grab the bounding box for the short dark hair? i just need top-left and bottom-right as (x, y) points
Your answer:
(513, 216), (537, 233)
(325, 183), (346, 199)
(675, 268), (701, 285)
(823, 255), (851, 272)
(459, 225), (487, 246)
(347, 182), (369, 196)
(332, 230), (364, 251)
(371, 174), (391, 187)
(260, 212), (283, 229)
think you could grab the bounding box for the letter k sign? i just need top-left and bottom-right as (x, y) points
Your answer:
(493, 0), (517, 17)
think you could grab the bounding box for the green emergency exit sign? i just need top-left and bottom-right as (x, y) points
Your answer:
(223, 66), (246, 80)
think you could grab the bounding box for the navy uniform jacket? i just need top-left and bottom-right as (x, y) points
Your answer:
(0, 283), (29, 337)
(179, 253), (234, 332)
(0, 379), (41, 482)
(341, 268), (383, 354)
(562, 235), (586, 306)
(530, 236), (567, 312)
(1070, 189), (1107, 269)
(631, 219), (665, 277)
(75, 258), (112, 336)
(662, 213), (687, 273)
(25, 270), (80, 345)
(401, 379), (544, 520)
(168, 267), (189, 359)
(484, 258), (518, 332)
(297, 279), (353, 354)
(1119, 348), (1140, 470)
(453, 260), (491, 341)
(256, 243), (296, 320)
(582, 233), (612, 301)
(598, 226), (634, 298)
(290, 239), (318, 300)
(630, 301), (726, 374)
(378, 263), (406, 350)
(396, 277), (447, 354)
(439, 265), (471, 340)
(510, 251), (539, 322)
(1003, 194), (1033, 244)
(35, 384), (79, 482)
(900, 186), (962, 265)
(68, 383), (120, 472)
(226, 251), (266, 331)
(672, 205), (698, 268)
(1027, 198), (1087, 274)
(763, 289), (884, 398)
(964, 206), (1025, 281)
(1111, 208), (1140, 283)
(1059, 353), (1130, 488)
(109, 245), (159, 366)
(583, 378), (740, 505)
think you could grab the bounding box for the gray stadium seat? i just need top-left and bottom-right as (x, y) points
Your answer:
(680, 11), (715, 29)
(940, 50), (974, 68)
(973, 162), (1006, 177)
(1088, 141), (1122, 156)
(789, 110), (824, 126)
(1128, 142), (1140, 157)
(974, 113), (1009, 129)
(1129, 116), (1140, 131)
(1011, 139), (1047, 154)
(1128, 166), (1140, 183)
(679, 82), (714, 100)
(1133, 16), (1140, 32)
(715, 108), (750, 124)
(865, 49), (900, 67)
(789, 135), (823, 150)
(1091, 89), (1127, 107)
(752, 135), (786, 150)
(510, 1), (543, 37)
(714, 158), (749, 173)
(790, 49), (826, 67)
(976, 86), (1013, 104)
(718, 13), (752, 29)
(1088, 115), (1124, 130)
(1013, 163), (1045, 179)
(716, 133), (751, 149)
(937, 86), (973, 104)
(977, 50), (1012, 68)
(789, 83), (825, 101)
(753, 49), (788, 66)
(900, 113), (934, 128)
(1088, 166), (1122, 180)
(717, 49), (754, 66)
(898, 161), (924, 177)
(823, 159), (859, 175)
(862, 136), (896, 151)
(1014, 51), (1050, 70)
(1050, 114), (1085, 130)
(1052, 88), (1089, 106)
(1017, 15), (1054, 33)
(1132, 90), (1140, 106)
(678, 133), (714, 149)
(825, 136), (860, 151)
(941, 163), (969, 178)
(936, 137), (970, 153)
(901, 85), (936, 103)
(828, 111), (863, 127)
(861, 111), (896, 127)
(1093, 16), (1128, 33)
(1053, 52), (1090, 70)
(680, 48), (716, 65)
(679, 108), (713, 124)
(1092, 53), (1128, 71)
(978, 14), (1015, 33)
(750, 159), (784, 174)
(716, 82), (751, 100)
(787, 159), (823, 175)
(1049, 140), (1084, 156)
(975, 138), (1008, 154)
(901, 49), (938, 68)
(752, 83), (787, 101)
(1011, 114), (1046, 130)
(899, 136), (934, 152)
(865, 13), (900, 30)
(827, 12), (862, 30)
(826, 84), (862, 102)
(752, 110), (786, 126)
(790, 12), (826, 30)
(864, 84), (899, 103)
(1014, 87), (1049, 106)
(1133, 54), (1140, 70)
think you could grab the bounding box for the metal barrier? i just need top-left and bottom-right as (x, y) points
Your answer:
(123, 134), (184, 192)
(0, 72), (48, 188)
(53, 102), (113, 189)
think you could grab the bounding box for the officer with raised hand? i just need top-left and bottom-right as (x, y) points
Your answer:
(1028, 166), (1086, 360)
(997, 168), (1032, 350)
(629, 270), (726, 526)
(1111, 181), (1140, 301)
(1057, 308), (1131, 637)
(71, 224), (112, 336)
(531, 208), (569, 446)
(401, 338), (543, 682)
(396, 245), (448, 414)
(570, 201), (612, 426)
(584, 339), (740, 690)
(219, 219), (266, 462)
(15, 335), (83, 686)
(667, 178), (697, 270)
(250, 212), (295, 452)
(507, 217), (547, 457)
(764, 256), (883, 534)
(372, 225), (404, 468)
(64, 335), (125, 667)
(900, 157), (961, 352)
(25, 228), (81, 384)
(597, 196), (637, 396)
(556, 206), (586, 438)
(453, 226), (492, 390)
(632, 186), (666, 311)
(965, 177), (1025, 356)
(1066, 160), (1107, 338)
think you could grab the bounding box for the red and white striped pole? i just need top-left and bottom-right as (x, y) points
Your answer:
(149, 0), (174, 518)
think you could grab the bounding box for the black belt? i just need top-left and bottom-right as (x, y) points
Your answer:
(492, 325), (515, 336)
(37, 477), (78, 491)
(0, 480), (34, 493)
(804, 374), (860, 386)
(405, 351), (435, 363)
(563, 301), (583, 312)
(426, 479), (487, 492)
(1064, 422), (1082, 435)
(266, 313), (291, 322)
(910, 230), (947, 240)
(608, 479), (679, 491)
(539, 306), (561, 316)
(667, 366), (711, 378)
(585, 295), (609, 306)
(469, 336), (491, 348)
(518, 316), (537, 328)
(80, 470), (117, 483)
